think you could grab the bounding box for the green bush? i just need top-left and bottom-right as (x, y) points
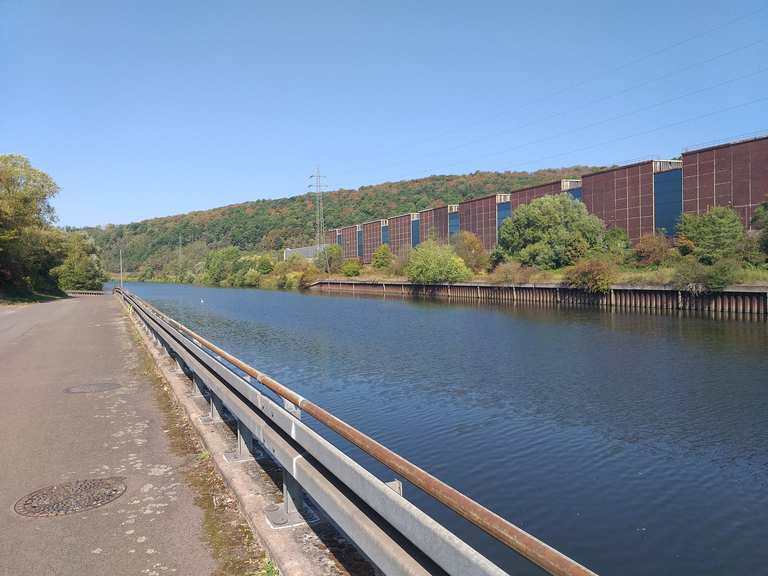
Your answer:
(672, 256), (740, 293)
(405, 240), (472, 284)
(633, 234), (672, 267)
(490, 261), (534, 284)
(603, 227), (630, 256)
(751, 201), (768, 255)
(451, 231), (489, 272)
(242, 268), (262, 287)
(315, 244), (343, 273)
(256, 255), (274, 275)
(341, 259), (362, 277)
(677, 207), (745, 264)
(498, 193), (605, 269)
(371, 244), (394, 270)
(488, 246), (508, 270)
(563, 259), (617, 294)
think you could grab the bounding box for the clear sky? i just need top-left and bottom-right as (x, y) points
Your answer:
(2, 1), (766, 227)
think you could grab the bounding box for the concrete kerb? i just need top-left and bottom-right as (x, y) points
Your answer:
(123, 299), (326, 576)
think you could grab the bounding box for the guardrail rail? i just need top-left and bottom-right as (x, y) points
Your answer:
(115, 288), (598, 576)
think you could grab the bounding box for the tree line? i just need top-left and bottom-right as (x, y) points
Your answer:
(0, 155), (107, 296)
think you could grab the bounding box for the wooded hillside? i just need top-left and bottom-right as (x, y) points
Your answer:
(81, 167), (603, 274)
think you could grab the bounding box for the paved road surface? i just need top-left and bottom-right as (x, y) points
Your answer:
(0, 296), (216, 576)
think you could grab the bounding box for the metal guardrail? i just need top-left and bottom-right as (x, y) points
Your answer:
(66, 290), (106, 296)
(116, 288), (598, 576)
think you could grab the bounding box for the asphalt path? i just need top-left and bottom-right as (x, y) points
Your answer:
(0, 296), (216, 576)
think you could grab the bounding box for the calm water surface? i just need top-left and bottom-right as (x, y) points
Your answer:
(123, 282), (768, 575)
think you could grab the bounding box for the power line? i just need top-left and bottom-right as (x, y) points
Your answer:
(351, 5), (766, 166)
(434, 64), (768, 170)
(474, 95), (768, 174)
(373, 38), (765, 173)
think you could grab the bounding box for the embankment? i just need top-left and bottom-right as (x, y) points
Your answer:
(308, 280), (768, 318)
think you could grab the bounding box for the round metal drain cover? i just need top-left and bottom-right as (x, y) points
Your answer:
(14, 477), (127, 517)
(64, 383), (120, 394)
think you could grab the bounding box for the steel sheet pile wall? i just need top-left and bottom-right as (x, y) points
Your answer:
(361, 221), (383, 264)
(387, 214), (412, 259)
(682, 135), (768, 227)
(582, 162), (655, 242)
(339, 226), (358, 260)
(459, 195), (498, 251)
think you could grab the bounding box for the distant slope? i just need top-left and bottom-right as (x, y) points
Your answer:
(81, 167), (604, 273)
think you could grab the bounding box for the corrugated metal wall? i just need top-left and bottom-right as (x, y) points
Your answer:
(582, 162), (656, 242)
(387, 214), (412, 259)
(683, 136), (768, 227)
(419, 206), (449, 244)
(361, 221), (382, 264)
(458, 195), (497, 251)
(510, 181), (562, 209)
(339, 226), (358, 259)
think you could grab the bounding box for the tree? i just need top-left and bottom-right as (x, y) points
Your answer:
(751, 201), (768, 255)
(451, 231), (489, 272)
(0, 154), (62, 289)
(203, 246), (241, 285)
(51, 233), (108, 290)
(497, 193), (605, 269)
(371, 244), (393, 270)
(405, 240), (472, 284)
(256, 255), (274, 274)
(315, 244), (343, 273)
(677, 207), (745, 264)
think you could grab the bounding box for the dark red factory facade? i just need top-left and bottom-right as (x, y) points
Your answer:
(509, 180), (564, 209)
(361, 220), (383, 264)
(339, 225), (357, 260)
(458, 195), (498, 251)
(419, 206), (449, 244)
(682, 136), (768, 228)
(388, 214), (412, 259)
(581, 161), (681, 242)
(307, 135), (766, 259)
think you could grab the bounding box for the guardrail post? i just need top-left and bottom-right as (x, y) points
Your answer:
(265, 469), (306, 528)
(202, 393), (230, 424)
(189, 373), (207, 399)
(224, 421), (261, 463)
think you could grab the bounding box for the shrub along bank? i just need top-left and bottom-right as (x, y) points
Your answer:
(129, 193), (768, 295)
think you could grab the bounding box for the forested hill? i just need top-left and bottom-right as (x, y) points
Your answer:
(82, 167), (603, 273)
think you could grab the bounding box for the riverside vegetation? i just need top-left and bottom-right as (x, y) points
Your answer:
(129, 193), (768, 295)
(0, 155), (107, 300)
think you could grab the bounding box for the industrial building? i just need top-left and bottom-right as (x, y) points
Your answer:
(581, 160), (682, 241)
(682, 135), (768, 228)
(313, 135), (767, 262)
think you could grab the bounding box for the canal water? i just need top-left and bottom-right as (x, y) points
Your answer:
(122, 282), (768, 575)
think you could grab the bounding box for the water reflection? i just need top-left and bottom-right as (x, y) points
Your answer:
(124, 282), (768, 576)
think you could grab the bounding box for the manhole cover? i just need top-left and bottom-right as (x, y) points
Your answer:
(14, 477), (127, 517)
(64, 383), (120, 394)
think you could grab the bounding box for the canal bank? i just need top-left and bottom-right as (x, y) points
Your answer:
(121, 281), (768, 575)
(309, 279), (768, 317)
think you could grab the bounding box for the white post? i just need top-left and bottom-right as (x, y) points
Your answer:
(119, 248), (124, 292)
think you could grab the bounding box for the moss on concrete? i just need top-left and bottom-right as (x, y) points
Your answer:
(128, 316), (273, 576)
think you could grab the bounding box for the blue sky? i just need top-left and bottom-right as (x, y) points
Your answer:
(1, 1), (766, 227)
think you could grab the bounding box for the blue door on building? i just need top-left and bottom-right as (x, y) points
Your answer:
(654, 169), (682, 236)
